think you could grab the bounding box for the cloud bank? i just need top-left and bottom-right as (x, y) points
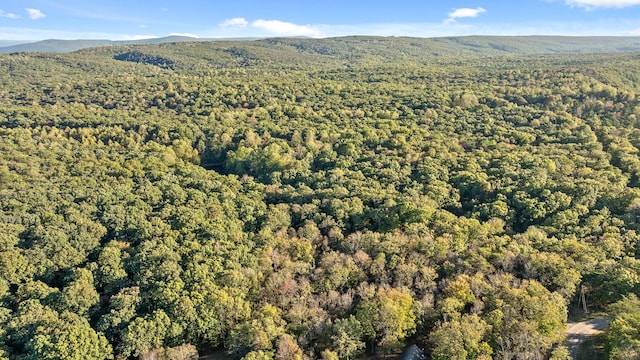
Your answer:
(567, 0), (640, 8)
(446, 7), (487, 24)
(25, 8), (46, 20)
(219, 18), (320, 36)
(220, 17), (249, 28)
(168, 32), (199, 38)
(251, 19), (319, 36)
(0, 9), (19, 19)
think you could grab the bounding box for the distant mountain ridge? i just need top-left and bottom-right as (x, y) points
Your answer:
(0, 36), (260, 54)
(2, 35), (640, 56)
(432, 35), (640, 54)
(0, 40), (30, 47)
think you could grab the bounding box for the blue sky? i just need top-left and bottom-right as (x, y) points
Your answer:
(2, 0), (640, 40)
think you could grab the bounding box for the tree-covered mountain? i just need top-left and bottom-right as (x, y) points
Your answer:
(2, 35), (640, 55)
(0, 35), (260, 54)
(1, 37), (640, 359)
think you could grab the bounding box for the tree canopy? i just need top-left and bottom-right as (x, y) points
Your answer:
(1, 36), (640, 359)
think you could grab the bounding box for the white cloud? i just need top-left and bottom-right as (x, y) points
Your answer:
(220, 17), (249, 28)
(251, 19), (320, 36)
(25, 8), (45, 20)
(446, 7), (487, 24)
(567, 0), (640, 8)
(0, 9), (19, 19)
(168, 32), (199, 38)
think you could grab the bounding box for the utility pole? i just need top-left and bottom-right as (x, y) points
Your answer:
(577, 285), (588, 314)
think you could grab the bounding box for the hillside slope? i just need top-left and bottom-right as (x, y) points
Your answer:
(0, 35), (253, 53)
(1, 38), (640, 359)
(2, 35), (640, 55)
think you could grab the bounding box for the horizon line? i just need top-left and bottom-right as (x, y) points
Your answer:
(4, 33), (640, 43)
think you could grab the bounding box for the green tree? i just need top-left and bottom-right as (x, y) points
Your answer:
(24, 312), (112, 360)
(430, 314), (492, 360)
(118, 310), (172, 358)
(356, 287), (417, 353)
(97, 287), (141, 343)
(330, 316), (365, 360)
(59, 268), (100, 317)
(96, 241), (129, 295)
(226, 304), (286, 358)
(607, 294), (640, 359)
(486, 277), (566, 360)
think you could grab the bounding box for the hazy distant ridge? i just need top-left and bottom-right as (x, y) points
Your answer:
(0, 36), (239, 54)
(2, 35), (640, 55)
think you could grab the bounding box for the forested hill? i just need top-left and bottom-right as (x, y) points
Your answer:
(0, 35), (259, 54)
(252, 35), (640, 57)
(2, 38), (640, 359)
(2, 35), (640, 55)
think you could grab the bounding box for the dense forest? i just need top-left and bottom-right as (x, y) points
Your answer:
(2, 36), (640, 359)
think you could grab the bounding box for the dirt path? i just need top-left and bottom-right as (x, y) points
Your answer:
(566, 318), (609, 359)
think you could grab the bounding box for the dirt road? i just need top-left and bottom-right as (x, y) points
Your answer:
(566, 318), (609, 359)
